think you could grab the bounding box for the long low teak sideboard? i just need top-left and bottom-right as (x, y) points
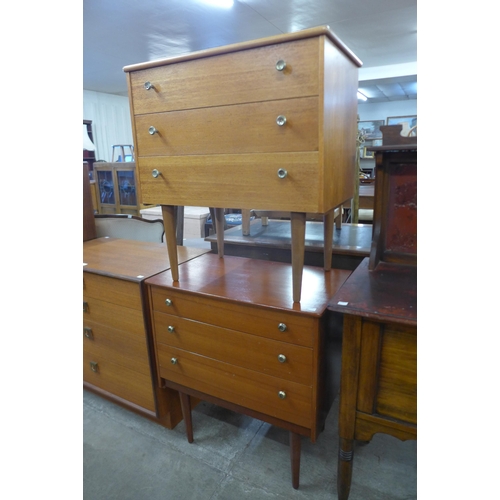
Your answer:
(145, 253), (351, 488)
(123, 25), (362, 302)
(83, 237), (209, 427)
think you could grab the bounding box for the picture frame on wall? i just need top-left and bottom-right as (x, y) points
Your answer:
(386, 115), (417, 136)
(358, 120), (385, 140)
(363, 147), (375, 159)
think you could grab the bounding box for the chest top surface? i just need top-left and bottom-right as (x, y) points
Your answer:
(145, 253), (351, 315)
(83, 237), (209, 282)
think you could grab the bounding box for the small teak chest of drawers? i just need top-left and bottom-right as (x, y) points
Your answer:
(83, 237), (209, 427)
(124, 25), (362, 302)
(145, 253), (351, 488)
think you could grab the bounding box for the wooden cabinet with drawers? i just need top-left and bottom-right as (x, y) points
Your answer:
(83, 237), (209, 427)
(145, 253), (351, 488)
(124, 26), (362, 302)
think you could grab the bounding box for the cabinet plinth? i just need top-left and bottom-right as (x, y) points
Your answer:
(124, 26), (362, 302)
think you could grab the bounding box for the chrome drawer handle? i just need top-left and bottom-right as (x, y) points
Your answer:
(84, 327), (94, 340)
(152, 169), (161, 178)
(90, 361), (99, 373)
(277, 169), (287, 179)
(278, 322), (287, 332)
(144, 81), (154, 90)
(165, 298), (172, 306)
(276, 60), (286, 71)
(278, 391), (286, 399)
(167, 326), (175, 333)
(276, 115), (287, 126)
(148, 126), (158, 135)
(171, 357), (178, 365)
(278, 354), (287, 363)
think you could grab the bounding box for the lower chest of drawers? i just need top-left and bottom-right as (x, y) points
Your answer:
(148, 284), (335, 440)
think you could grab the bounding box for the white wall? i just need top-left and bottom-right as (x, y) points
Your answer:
(358, 99), (417, 122)
(83, 90), (133, 162)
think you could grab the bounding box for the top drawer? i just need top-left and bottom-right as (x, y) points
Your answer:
(129, 38), (320, 115)
(149, 286), (318, 348)
(83, 272), (142, 310)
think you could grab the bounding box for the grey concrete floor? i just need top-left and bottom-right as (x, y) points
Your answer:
(83, 390), (416, 500)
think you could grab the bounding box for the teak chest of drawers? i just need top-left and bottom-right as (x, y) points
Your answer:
(83, 237), (209, 427)
(145, 253), (351, 488)
(124, 26), (362, 302)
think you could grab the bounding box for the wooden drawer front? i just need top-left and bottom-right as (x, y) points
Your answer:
(135, 97), (318, 157)
(157, 345), (312, 429)
(83, 297), (145, 335)
(83, 273), (142, 310)
(83, 351), (155, 411)
(138, 152), (321, 212)
(83, 319), (151, 377)
(129, 37), (320, 115)
(376, 324), (417, 424)
(150, 287), (317, 347)
(154, 312), (313, 385)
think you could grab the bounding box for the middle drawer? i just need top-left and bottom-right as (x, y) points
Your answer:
(135, 97), (318, 157)
(153, 312), (313, 385)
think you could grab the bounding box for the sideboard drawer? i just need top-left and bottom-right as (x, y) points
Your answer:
(134, 97), (318, 157)
(149, 287), (317, 347)
(83, 272), (142, 310)
(129, 37), (320, 115)
(83, 350), (155, 411)
(154, 312), (313, 385)
(137, 152), (321, 212)
(157, 344), (312, 428)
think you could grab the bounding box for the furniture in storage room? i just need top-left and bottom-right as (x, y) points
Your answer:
(93, 162), (143, 215)
(83, 237), (210, 428)
(145, 253), (351, 489)
(123, 25), (362, 302)
(83, 120), (96, 173)
(328, 125), (417, 500)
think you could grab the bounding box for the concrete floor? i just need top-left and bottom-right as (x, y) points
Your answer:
(83, 390), (416, 500)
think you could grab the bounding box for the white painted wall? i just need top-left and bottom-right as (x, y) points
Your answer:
(358, 99), (417, 122)
(83, 90), (133, 162)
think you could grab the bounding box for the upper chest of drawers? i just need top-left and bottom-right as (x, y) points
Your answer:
(128, 37), (320, 116)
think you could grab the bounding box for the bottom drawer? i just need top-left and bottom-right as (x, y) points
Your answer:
(157, 344), (312, 429)
(83, 351), (156, 412)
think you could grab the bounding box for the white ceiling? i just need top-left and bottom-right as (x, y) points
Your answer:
(83, 0), (417, 103)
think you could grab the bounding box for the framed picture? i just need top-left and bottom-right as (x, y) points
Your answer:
(386, 115), (417, 135)
(358, 120), (384, 140)
(363, 147), (374, 159)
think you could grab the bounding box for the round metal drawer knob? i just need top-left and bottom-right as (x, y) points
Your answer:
(148, 126), (158, 135)
(167, 326), (175, 333)
(165, 298), (173, 306)
(152, 169), (161, 178)
(278, 391), (286, 399)
(278, 323), (287, 332)
(276, 115), (287, 126)
(144, 81), (154, 90)
(276, 60), (286, 71)
(171, 357), (178, 365)
(278, 354), (287, 363)
(277, 169), (287, 179)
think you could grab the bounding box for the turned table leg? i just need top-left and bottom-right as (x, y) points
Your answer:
(290, 431), (301, 489)
(161, 205), (179, 281)
(290, 212), (306, 303)
(179, 392), (194, 443)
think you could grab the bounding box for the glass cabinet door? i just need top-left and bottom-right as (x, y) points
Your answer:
(117, 169), (137, 207)
(96, 170), (115, 205)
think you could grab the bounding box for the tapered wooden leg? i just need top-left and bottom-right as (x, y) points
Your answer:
(241, 209), (251, 236)
(323, 209), (334, 271)
(161, 205), (179, 281)
(337, 438), (354, 500)
(214, 208), (225, 258)
(291, 212), (306, 303)
(179, 392), (194, 443)
(290, 431), (301, 489)
(336, 205), (343, 230)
